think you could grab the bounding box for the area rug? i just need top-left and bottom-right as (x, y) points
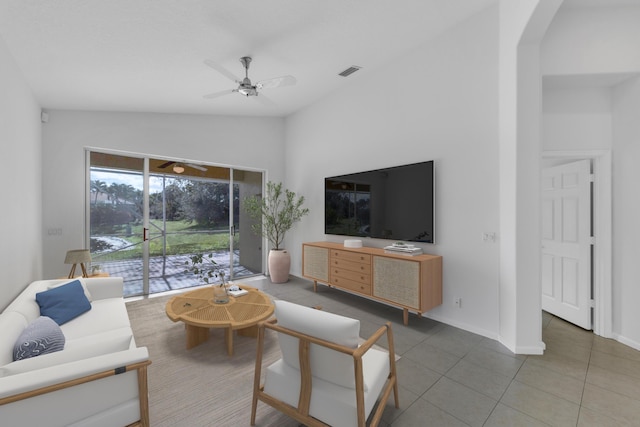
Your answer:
(126, 294), (293, 427)
(126, 293), (397, 426)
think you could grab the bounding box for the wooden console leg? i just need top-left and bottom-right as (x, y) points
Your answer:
(403, 308), (409, 326)
(313, 280), (318, 292)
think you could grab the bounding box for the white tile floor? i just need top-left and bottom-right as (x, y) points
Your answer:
(240, 275), (640, 426)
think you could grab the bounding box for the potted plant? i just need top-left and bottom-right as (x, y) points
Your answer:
(184, 253), (229, 303)
(243, 181), (309, 283)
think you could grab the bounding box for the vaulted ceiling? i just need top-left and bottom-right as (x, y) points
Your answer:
(2, 1), (636, 117)
(0, 0), (497, 117)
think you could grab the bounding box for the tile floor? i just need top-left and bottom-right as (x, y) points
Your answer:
(239, 275), (640, 427)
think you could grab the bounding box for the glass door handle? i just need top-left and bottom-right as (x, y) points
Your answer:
(230, 225), (236, 236)
(143, 227), (149, 241)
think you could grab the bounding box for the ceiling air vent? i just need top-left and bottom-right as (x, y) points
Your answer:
(338, 66), (362, 77)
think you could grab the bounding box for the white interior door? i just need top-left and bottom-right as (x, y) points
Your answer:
(541, 159), (592, 330)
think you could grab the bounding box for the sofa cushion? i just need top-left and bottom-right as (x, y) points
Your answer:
(64, 327), (134, 351)
(60, 298), (131, 340)
(13, 316), (65, 361)
(274, 300), (360, 389)
(47, 279), (93, 302)
(1, 328), (132, 377)
(36, 280), (91, 325)
(0, 312), (29, 366)
(4, 287), (42, 324)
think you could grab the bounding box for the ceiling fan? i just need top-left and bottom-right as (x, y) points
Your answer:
(203, 56), (296, 104)
(157, 161), (207, 174)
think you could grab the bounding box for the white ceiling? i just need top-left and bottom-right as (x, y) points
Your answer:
(0, 0), (498, 117)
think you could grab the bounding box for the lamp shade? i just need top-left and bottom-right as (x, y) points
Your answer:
(64, 249), (91, 265)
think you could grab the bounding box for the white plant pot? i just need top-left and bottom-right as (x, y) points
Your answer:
(268, 249), (290, 283)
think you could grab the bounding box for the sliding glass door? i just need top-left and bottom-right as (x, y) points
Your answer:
(232, 168), (263, 280)
(89, 152), (146, 295)
(88, 150), (263, 297)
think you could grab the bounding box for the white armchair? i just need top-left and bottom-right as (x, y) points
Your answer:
(251, 300), (399, 427)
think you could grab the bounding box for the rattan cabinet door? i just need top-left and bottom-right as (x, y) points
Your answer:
(303, 244), (329, 282)
(372, 256), (420, 309)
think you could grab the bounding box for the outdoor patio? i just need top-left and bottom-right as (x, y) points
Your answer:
(96, 250), (258, 296)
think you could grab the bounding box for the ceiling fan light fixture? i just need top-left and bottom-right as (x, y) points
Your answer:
(173, 163), (185, 174)
(238, 86), (257, 97)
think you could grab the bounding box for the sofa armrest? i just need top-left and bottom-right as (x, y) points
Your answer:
(83, 277), (124, 300)
(0, 346), (149, 400)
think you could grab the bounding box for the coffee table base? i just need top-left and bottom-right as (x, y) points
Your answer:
(185, 324), (256, 356)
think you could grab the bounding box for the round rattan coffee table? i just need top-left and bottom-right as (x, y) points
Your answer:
(165, 285), (274, 356)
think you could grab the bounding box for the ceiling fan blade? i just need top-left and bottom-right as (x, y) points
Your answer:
(158, 161), (175, 169)
(204, 59), (241, 83)
(256, 75), (297, 90)
(253, 93), (277, 107)
(186, 163), (207, 172)
(203, 89), (235, 99)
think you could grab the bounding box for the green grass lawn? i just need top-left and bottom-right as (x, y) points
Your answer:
(91, 220), (241, 261)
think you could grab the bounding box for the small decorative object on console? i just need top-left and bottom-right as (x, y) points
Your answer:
(384, 243), (423, 256)
(343, 239), (363, 248)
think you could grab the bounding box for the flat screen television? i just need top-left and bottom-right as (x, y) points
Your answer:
(325, 160), (434, 243)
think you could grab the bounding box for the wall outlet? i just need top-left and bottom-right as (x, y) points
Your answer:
(47, 228), (62, 236)
(454, 297), (462, 308)
(482, 232), (496, 243)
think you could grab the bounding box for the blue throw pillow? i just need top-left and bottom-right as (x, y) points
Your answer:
(35, 280), (92, 325)
(13, 316), (66, 360)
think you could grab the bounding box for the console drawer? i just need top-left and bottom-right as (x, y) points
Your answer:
(331, 267), (371, 285)
(331, 258), (371, 274)
(331, 250), (371, 265)
(331, 276), (372, 295)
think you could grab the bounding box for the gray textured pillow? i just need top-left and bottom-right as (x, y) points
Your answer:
(13, 316), (66, 361)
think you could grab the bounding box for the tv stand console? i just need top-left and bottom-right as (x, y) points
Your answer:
(302, 242), (442, 325)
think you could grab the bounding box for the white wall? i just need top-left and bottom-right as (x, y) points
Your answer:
(498, 0), (564, 354)
(612, 76), (640, 348)
(542, 86), (612, 151)
(41, 110), (285, 278)
(0, 37), (42, 310)
(286, 6), (501, 338)
(542, 5), (640, 76)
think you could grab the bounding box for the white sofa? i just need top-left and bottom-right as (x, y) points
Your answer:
(0, 277), (150, 427)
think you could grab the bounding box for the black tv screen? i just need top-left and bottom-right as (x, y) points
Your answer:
(325, 160), (434, 243)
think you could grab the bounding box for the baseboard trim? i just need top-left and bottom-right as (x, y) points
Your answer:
(611, 333), (640, 352)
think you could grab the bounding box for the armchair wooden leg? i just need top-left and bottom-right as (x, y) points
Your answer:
(386, 322), (400, 409)
(138, 364), (150, 427)
(393, 378), (400, 409)
(250, 398), (258, 426)
(251, 323), (266, 426)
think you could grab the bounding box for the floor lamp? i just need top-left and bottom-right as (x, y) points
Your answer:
(65, 249), (92, 278)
